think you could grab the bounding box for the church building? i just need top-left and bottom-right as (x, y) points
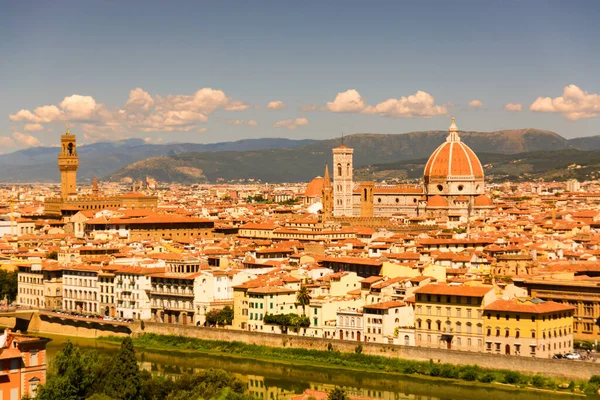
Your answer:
(320, 118), (494, 222)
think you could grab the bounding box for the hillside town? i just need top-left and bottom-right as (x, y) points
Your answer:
(3, 121), (600, 363)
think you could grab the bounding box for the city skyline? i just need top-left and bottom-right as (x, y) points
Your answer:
(2, 0), (600, 152)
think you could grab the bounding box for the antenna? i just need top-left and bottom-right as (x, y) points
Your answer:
(341, 132), (344, 146)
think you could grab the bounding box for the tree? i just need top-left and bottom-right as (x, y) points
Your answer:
(46, 251), (58, 260)
(104, 337), (142, 400)
(0, 270), (18, 303)
(218, 306), (234, 326)
(296, 286), (311, 316)
(328, 387), (349, 400)
(36, 340), (105, 400)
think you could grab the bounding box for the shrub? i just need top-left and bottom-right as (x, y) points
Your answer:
(531, 375), (545, 388)
(354, 344), (363, 355)
(429, 364), (441, 377)
(503, 371), (522, 385)
(589, 375), (600, 384)
(460, 366), (478, 381)
(440, 364), (459, 379)
(327, 343), (334, 352)
(478, 373), (495, 383)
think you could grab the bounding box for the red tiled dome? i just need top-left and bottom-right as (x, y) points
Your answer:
(474, 194), (494, 207)
(305, 177), (324, 197)
(424, 118), (484, 182)
(426, 195), (448, 208)
(455, 196), (469, 202)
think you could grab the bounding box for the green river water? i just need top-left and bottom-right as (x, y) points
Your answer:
(44, 335), (582, 400)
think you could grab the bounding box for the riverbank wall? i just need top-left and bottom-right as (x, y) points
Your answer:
(136, 322), (600, 380)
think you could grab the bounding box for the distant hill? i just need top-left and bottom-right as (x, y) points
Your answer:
(354, 149), (600, 183)
(106, 129), (580, 183)
(567, 135), (600, 150)
(0, 138), (316, 182)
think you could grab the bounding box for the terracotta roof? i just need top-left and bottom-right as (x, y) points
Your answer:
(414, 283), (494, 297)
(484, 299), (574, 314)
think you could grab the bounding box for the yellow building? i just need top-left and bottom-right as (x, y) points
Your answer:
(414, 284), (496, 351)
(483, 298), (574, 358)
(513, 277), (600, 341)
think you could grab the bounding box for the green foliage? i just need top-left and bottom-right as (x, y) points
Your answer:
(263, 313), (309, 329)
(0, 270), (17, 303)
(105, 337), (142, 400)
(478, 373), (496, 383)
(46, 251), (58, 260)
(98, 333), (583, 393)
(206, 306), (234, 327)
(503, 371), (523, 385)
(296, 286), (311, 316)
(590, 375), (600, 384)
(36, 341), (107, 400)
(140, 320), (145, 331)
(36, 339), (255, 400)
(531, 375), (546, 388)
(354, 344), (363, 355)
(328, 387), (349, 400)
(459, 366), (478, 381)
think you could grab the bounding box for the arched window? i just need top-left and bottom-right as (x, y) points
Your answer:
(346, 163), (350, 175)
(337, 163), (342, 176)
(363, 188), (367, 201)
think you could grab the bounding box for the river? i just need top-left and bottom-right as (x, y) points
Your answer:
(44, 335), (581, 400)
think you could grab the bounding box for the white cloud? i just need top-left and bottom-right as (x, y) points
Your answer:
(322, 89), (446, 118)
(505, 103), (522, 112)
(300, 104), (320, 112)
(274, 118), (308, 130)
(59, 94), (98, 120)
(197, 127), (208, 134)
(224, 100), (250, 111)
(468, 99), (484, 107)
(362, 90), (447, 118)
(7, 132), (41, 148)
(228, 120), (245, 125)
(326, 89), (366, 113)
(530, 84), (600, 121)
(24, 123), (44, 132)
(247, 120), (259, 126)
(267, 100), (286, 110)
(9, 88), (251, 140)
(125, 88), (154, 111)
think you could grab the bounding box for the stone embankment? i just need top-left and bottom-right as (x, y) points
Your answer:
(136, 322), (600, 380)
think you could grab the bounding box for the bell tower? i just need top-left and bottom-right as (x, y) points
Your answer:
(332, 143), (354, 217)
(58, 124), (78, 198)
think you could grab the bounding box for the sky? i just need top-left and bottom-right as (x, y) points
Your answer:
(2, 0), (600, 152)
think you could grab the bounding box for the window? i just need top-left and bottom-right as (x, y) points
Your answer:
(30, 350), (38, 366)
(456, 308), (461, 318)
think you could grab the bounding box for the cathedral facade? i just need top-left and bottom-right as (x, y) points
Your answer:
(321, 118), (494, 222)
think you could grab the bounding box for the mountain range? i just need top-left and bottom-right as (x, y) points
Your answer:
(2, 129), (600, 183)
(0, 138), (315, 182)
(106, 129), (600, 183)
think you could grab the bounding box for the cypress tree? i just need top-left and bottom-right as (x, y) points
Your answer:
(104, 337), (142, 400)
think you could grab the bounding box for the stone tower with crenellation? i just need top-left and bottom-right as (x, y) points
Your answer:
(58, 125), (78, 198)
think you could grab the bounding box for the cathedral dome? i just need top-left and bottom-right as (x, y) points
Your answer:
(423, 118), (484, 184)
(426, 195), (448, 208)
(305, 177), (324, 197)
(474, 194), (494, 207)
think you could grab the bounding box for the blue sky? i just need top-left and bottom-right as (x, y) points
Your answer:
(2, 0), (600, 151)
